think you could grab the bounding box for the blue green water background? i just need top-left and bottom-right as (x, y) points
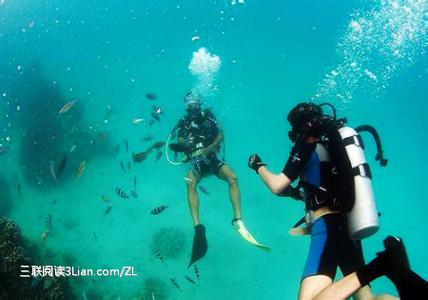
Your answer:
(1, 1), (428, 299)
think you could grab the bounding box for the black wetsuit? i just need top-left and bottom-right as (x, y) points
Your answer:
(177, 109), (225, 177)
(282, 140), (365, 280)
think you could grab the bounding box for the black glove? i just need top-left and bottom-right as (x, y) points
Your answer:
(248, 154), (267, 173)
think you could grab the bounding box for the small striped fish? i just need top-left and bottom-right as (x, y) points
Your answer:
(184, 275), (198, 286)
(115, 188), (129, 199)
(0, 144), (10, 156)
(45, 214), (52, 231)
(170, 278), (182, 292)
(198, 185), (210, 195)
(154, 249), (164, 262)
(194, 264), (200, 281)
(150, 205), (168, 215)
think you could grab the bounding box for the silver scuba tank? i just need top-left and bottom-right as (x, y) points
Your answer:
(338, 126), (379, 240)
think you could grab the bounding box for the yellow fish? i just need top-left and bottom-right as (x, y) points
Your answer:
(75, 160), (86, 181)
(101, 195), (110, 202)
(59, 100), (77, 114)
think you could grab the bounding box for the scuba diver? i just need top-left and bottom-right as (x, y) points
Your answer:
(169, 91), (268, 267)
(247, 102), (417, 299)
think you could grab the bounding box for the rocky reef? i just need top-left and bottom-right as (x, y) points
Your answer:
(141, 275), (169, 300)
(150, 227), (186, 260)
(8, 63), (113, 190)
(0, 217), (75, 299)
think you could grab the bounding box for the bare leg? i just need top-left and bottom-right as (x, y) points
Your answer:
(299, 275), (332, 300)
(217, 164), (241, 219)
(354, 286), (397, 300)
(312, 272), (363, 300)
(186, 170), (201, 226)
(303, 273), (398, 300)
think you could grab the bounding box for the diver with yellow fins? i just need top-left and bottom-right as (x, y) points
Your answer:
(248, 102), (428, 299)
(168, 91), (269, 267)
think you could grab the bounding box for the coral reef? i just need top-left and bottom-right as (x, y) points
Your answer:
(0, 217), (75, 299)
(141, 275), (169, 300)
(0, 176), (13, 217)
(150, 227), (186, 259)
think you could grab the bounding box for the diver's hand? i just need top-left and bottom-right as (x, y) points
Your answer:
(248, 154), (267, 173)
(289, 227), (311, 236)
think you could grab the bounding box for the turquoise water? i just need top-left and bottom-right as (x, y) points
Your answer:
(1, 0), (428, 299)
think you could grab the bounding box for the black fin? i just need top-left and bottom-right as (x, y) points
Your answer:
(383, 236), (411, 275)
(188, 224), (208, 268)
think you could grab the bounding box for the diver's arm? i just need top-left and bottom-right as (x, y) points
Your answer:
(206, 130), (223, 153)
(258, 166), (292, 195)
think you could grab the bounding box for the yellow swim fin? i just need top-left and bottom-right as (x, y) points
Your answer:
(232, 219), (270, 251)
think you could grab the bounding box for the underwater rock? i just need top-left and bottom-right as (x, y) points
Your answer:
(38, 277), (74, 300)
(0, 217), (33, 298)
(150, 227), (186, 260)
(8, 63), (113, 190)
(0, 175), (13, 217)
(0, 217), (75, 299)
(61, 252), (77, 267)
(142, 275), (170, 300)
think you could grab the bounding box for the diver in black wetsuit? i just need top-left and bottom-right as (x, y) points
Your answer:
(171, 91), (244, 267)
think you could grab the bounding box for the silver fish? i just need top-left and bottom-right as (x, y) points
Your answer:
(49, 161), (58, 182)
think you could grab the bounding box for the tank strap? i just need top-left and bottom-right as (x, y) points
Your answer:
(352, 163), (372, 179)
(343, 134), (365, 149)
(300, 181), (337, 211)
